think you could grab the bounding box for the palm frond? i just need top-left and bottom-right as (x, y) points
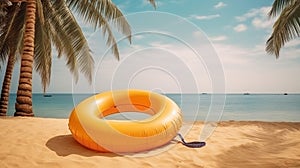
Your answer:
(66, 0), (131, 59)
(101, 17), (119, 60)
(269, 0), (296, 17)
(12, 2), (26, 52)
(0, 2), (24, 65)
(43, 1), (73, 59)
(266, 0), (300, 58)
(0, 3), (20, 56)
(14, 3), (26, 60)
(0, 26), (9, 64)
(0, 41), (9, 67)
(34, 3), (51, 93)
(47, 2), (79, 82)
(47, 0), (94, 83)
(148, 0), (156, 9)
(0, 2), (8, 27)
(36, 0), (44, 25)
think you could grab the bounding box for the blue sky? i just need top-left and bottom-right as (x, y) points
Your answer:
(1, 0), (300, 93)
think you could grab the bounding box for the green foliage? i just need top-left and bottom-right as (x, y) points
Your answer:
(266, 0), (300, 58)
(0, 0), (133, 92)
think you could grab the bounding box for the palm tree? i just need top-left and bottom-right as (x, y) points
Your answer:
(13, 0), (38, 116)
(0, 2), (23, 116)
(15, 0), (132, 116)
(1, 0), (155, 116)
(266, 0), (300, 58)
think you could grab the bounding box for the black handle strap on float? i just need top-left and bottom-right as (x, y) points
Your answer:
(177, 134), (206, 148)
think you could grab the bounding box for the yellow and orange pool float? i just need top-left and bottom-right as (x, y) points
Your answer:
(68, 89), (183, 153)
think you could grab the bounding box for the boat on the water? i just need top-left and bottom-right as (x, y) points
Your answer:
(43, 94), (52, 97)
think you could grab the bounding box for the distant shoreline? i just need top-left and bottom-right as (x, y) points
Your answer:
(4, 94), (300, 122)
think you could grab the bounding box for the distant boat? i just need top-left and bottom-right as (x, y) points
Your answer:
(202, 93), (208, 95)
(43, 94), (52, 97)
(284, 93), (288, 95)
(243, 93), (250, 95)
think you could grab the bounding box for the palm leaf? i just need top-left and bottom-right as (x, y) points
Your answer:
(148, 0), (157, 9)
(269, 0), (296, 17)
(0, 2), (24, 65)
(266, 0), (300, 57)
(34, 1), (51, 93)
(66, 0), (131, 60)
(0, 3), (20, 57)
(101, 17), (120, 59)
(0, 39), (9, 66)
(43, 1), (75, 60)
(36, 0), (44, 25)
(47, 0), (94, 83)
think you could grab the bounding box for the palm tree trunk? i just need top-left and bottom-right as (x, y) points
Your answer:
(0, 52), (16, 116)
(14, 0), (36, 117)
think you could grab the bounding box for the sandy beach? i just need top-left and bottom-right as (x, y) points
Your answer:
(0, 117), (300, 168)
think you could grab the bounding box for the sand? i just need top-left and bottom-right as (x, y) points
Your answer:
(1, 117), (300, 168)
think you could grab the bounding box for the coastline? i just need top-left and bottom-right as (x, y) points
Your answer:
(1, 117), (299, 167)
(4, 93), (300, 122)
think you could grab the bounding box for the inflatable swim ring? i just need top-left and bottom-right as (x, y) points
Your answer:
(68, 89), (183, 153)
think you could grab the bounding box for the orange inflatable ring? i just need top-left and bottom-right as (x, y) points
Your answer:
(68, 89), (183, 153)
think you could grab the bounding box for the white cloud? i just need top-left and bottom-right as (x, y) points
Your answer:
(285, 39), (300, 48)
(193, 31), (202, 37)
(212, 42), (300, 93)
(133, 35), (144, 40)
(214, 2), (227, 9)
(213, 43), (251, 65)
(235, 6), (271, 21)
(234, 24), (247, 32)
(210, 35), (227, 42)
(247, 39), (300, 60)
(252, 17), (274, 29)
(92, 41), (214, 93)
(235, 6), (275, 31)
(149, 41), (174, 48)
(276, 39), (300, 59)
(192, 14), (220, 20)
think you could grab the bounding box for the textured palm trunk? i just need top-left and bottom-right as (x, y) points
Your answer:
(14, 0), (36, 117)
(0, 52), (16, 116)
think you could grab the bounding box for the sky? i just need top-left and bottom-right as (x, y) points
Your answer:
(1, 0), (300, 94)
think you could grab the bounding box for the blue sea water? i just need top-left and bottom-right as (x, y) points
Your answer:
(5, 93), (300, 122)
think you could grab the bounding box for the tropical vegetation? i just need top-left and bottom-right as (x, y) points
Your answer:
(0, 0), (156, 116)
(266, 0), (300, 58)
(0, 1), (23, 116)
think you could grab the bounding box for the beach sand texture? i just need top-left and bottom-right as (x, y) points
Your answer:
(1, 117), (300, 168)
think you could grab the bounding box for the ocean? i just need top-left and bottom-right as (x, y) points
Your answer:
(5, 93), (300, 122)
